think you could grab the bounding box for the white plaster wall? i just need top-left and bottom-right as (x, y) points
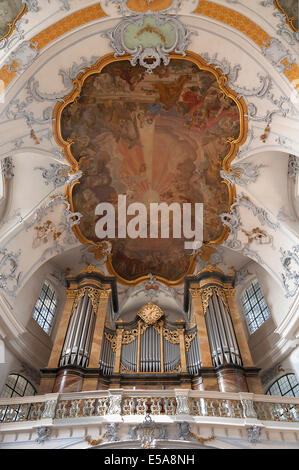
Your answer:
(0, 345), (22, 395)
(9, 260), (66, 369)
(280, 351), (299, 385)
(236, 260), (293, 372)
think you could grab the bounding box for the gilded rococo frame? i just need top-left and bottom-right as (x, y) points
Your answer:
(52, 51), (248, 286)
(274, 0), (298, 31)
(0, 2), (27, 43)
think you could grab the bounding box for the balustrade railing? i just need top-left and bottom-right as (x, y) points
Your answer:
(0, 390), (298, 424)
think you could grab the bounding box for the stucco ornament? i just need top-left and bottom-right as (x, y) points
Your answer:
(261, 38), (294, 73)
(288, 155), (299, 179)
(1, 157), (14, 180)
(35, 426), (52, 444)
(103, 12), (192, 73)
(130, 414), (167, 448)
(34, 163), (82, 189)
(105, 423), (119, 442)
(220, 162), (266, 187)
(0, 248), (21, 296)
(177, 421), (192, 440)
(280, 245), (299, 298)
(23, 1), (39, 12)
(247, 425), (262, 444)
(6, 40), (39, 72)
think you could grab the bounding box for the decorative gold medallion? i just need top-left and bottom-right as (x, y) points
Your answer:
(137, 302), (164, 325)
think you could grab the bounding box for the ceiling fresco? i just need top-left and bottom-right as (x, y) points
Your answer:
(57, 56), (245, 284)
(0, 0), (24, 39)
(57, 56), (246, 284)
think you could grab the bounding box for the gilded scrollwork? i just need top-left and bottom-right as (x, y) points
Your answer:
(105, 332), (117, 352)
(122, 322), (147, 345)
(73, 286), (108, 313)
(106, 316), (196, 354)
(65, 288), (78, 299)
(160, 326), (180, 345)
(200, 286), (229, 314)
(184, 332), (197, 352)
(120, 363), (132, 374)
(168, 362), (182, 373)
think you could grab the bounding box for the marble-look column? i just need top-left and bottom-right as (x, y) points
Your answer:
(217, 369), (248, 393)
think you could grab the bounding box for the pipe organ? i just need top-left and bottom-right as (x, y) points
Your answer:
(99, 307), (201, 377)
(39, 265), (263, 394)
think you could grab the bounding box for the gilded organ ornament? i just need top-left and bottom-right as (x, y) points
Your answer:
(72, 286), (109, 313)
(192, 286), (229, 314)
(137, 302), (164, 324)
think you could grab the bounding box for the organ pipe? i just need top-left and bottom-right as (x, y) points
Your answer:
(206, 292), (242, 367)
(99, 333), (115, 375)
(99, 318), (202, 376)
(60, 291), (95, 368)
(186, 329), (201, 375)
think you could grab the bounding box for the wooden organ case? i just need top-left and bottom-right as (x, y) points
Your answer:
(99, 302), (201, 389)
(39, 265), (263, 394)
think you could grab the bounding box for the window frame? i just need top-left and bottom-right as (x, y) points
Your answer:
(32, 280), (58, 335)
(1, 373), (36, 399)
(267, 373), (299, 398)
(0, 374), (36, 423)
(241, 279), (271, 334)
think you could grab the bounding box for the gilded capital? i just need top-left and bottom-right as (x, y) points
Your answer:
(65, 289), (78, 299)
(200, 286), (229, 314)
(225, 287), (236, 297)
(98, 289), (111, 300)
(190, 288), (202, 298)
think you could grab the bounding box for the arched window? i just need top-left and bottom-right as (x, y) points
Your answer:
(0, 374), (36, 422)
(32, 280), (58, 334)
(241, 279), (271, 334)
(267, 374), (299, 398)
(1, 374), (36, 398)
